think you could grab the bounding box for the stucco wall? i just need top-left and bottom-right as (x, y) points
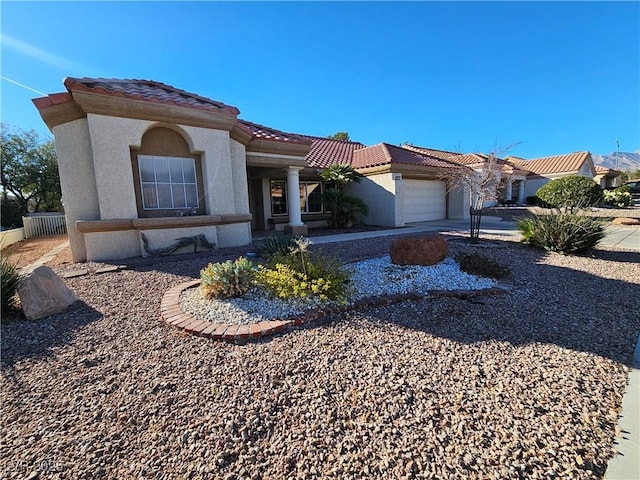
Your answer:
(52, 118), (100, 262)
(525, 178), (549, 198)
(448, 186), (470, 220)
(349, 173), (399, 227)
(84, 230), (140, 261)
(230, 140), (250, 215)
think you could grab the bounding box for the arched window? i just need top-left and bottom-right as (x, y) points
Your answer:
(130, 127), (206, 218)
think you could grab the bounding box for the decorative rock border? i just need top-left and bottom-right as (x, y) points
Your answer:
(160, 279), (514, 341)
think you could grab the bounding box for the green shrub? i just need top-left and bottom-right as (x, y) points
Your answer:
(322, 189), (369, 228)
(200, 257), (256, 299)
(455, 253), (509, 279)
(256, 237), (351, 300)
(256, 234), (303, 258)
(536, 176), (603, 213)
(1, 257), (22, 311)
(603, 187), (633, 207)
(517, 213), (605, 254)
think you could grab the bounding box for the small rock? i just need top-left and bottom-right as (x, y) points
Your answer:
(18, 266), (77, 320)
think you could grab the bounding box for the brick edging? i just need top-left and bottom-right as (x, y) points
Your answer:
(161, 279), (514, 341)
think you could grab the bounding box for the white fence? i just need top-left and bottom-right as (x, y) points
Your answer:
(22, 214), (67, 239)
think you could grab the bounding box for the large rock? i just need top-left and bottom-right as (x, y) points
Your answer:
(18, 266), (77, 320)
(390, 236), (448, 266)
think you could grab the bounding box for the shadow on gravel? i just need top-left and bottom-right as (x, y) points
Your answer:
(0, 301), (103, 369)
(363, 245), (640, 366)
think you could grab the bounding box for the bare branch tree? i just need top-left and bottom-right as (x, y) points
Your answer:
(438, 142), (521, 241)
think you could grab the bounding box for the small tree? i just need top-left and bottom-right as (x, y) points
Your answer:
(320, 164), (368, 228)
(536, 175), (603, 213)
(438, 142), (519, 241)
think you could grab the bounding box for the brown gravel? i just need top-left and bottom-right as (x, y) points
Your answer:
(0, 235), (71, 268)
(1, 233), (639, 479)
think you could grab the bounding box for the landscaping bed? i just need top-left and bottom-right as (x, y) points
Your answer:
(1, 234), (639, 479)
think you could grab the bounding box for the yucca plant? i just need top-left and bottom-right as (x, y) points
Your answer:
(200, 257), (256, 299)
(517, 214), (605, 254)
(1, 257), (22, 311)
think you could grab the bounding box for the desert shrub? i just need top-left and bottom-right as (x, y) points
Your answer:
(1, 257), (22, 311)
(603, 187), (633, 207)
(536, 176), (603, 213)
(455, 253), (509, 279)
(256, 234), (303, 258)
(256, 237), (351, 300)
(322, 189), (369, 228)
(200, 257), (256, 299)
(517, 213), (605, 254)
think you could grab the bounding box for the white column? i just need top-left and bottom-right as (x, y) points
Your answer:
(518, 180), (526, 204)
(286, 167), (304, 227)
(505, 181), (513, 203)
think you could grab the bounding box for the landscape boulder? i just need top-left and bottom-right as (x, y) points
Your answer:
(390, 236), (448, 266)
(18, 266), (78, 320)
(611, 217), (640, 226)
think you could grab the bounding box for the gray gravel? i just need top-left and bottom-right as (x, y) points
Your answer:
(1, 232), (639, 479)
(180, 256), (496, 325)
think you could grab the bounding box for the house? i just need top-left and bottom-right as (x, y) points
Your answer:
(33, 77), (467, 262)
(505, 151), (597, 198)
(593, 165), (623, 189)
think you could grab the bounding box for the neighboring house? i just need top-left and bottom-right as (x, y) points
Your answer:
(593, 165), (623, 189)
(33, 77), (467, 262)
(505, 151), (597, 198)
(403, 144), (530, 206)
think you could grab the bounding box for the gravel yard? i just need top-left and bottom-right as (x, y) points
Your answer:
(1, 233), (639, 479)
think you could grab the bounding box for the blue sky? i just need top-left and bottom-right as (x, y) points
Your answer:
(1, 1), (638, 158)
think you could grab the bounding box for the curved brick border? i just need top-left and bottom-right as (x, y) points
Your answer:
(161, 280), (514, 341)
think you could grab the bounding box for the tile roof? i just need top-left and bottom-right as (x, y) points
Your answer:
(507, 151), (592, 176)
(594, 165), (621, 175)
(301, 135), (367, 168)
(353, 143), (460, 169)
(236, 119), (312, 146)
(63, 77), (240, 115)
(402, 144), (460, 161)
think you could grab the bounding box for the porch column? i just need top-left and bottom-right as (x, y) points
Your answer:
(285, 166), (307, 235)
(518, 180), (526, 204)
(505, 181), (513, 203)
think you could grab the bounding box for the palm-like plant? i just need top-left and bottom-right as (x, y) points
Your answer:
(320, 164), (363, 190)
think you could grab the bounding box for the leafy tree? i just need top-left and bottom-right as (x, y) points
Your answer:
(0, 124), (62, 216)
(535, 175), (603, 213)
(621, 168), (640, 183)
(327, 132), (350, 141)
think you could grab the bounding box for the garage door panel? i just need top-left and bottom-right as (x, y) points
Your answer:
(404, 180), (446, 222)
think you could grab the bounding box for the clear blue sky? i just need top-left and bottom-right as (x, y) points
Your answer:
(1, 1), (639, 158)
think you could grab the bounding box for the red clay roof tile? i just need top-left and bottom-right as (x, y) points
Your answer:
(353, 143), (460, 169)
(301, 135), (367, 168)
(236, 119), (312, 146)
(63, 77), (240, 115)
(507, 151), (592, 176)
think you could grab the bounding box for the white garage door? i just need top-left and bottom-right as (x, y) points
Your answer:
(403, 180), (446, 223)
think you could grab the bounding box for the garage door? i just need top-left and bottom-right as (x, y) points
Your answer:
(403, 179), (446, 223)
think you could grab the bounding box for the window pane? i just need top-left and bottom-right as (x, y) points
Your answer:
(271, 180), (287, 215)
(185, 185), (198, 208)
(183, 159), (196, 183)
(172, 184), (186, 208)
(169, 161), (184, 183)
(307, 182), (323, 213)
(154, 157), (170, 182)
(139, 156), (155, 182)
(142, 183), (158, 208)
(157, 184), (172, 208)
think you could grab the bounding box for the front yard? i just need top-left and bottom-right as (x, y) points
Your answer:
(1, 233), (639, 479)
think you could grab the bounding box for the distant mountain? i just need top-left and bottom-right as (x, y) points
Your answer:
(592, 151), (640, 171)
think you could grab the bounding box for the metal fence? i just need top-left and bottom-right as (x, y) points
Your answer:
(22, 214), (67, 239)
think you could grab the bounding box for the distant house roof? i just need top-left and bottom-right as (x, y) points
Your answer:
(63, 77), (241, 115)
(506, 151), (594, 176)
(594, 165), (622, 177)
(236, 119), (312, 146)
(403, 144), (497, 167)
(402, 144), (460, 161)
(353, 143), (460, 170)
(301, 136), (367, 168)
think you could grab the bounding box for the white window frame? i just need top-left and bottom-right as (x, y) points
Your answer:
(138, 155), (199, 211)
